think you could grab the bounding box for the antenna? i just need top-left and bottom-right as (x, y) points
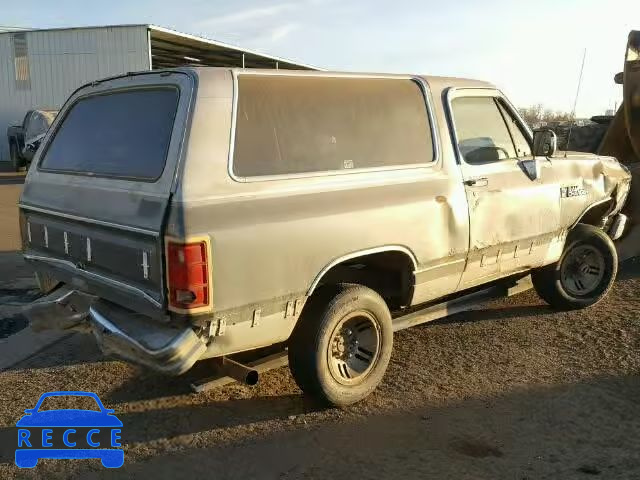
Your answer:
(565, 48), (587, 157)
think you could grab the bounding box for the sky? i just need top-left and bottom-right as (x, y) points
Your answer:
(2, 0), (639, 116)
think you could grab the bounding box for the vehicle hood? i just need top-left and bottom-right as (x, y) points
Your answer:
(556, 152), (631, 199)
(591, 155), (632, 205)
(16, 410), (123, 427)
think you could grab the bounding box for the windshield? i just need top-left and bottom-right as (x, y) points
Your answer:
(40, 88), (179, 181)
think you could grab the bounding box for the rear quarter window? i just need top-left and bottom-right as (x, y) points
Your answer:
(40, 88), (179, 181)
(232, 75), (434, 178)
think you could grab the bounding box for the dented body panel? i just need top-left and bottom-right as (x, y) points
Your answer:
(19, 67), (631, 374)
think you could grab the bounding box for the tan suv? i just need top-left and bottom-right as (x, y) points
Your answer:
(20, 68), (631, 406)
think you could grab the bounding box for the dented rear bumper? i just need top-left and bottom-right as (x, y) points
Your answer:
(89, 301), (206, 376)
(23, 288), (206, 376)
(23, 288), (94, 333)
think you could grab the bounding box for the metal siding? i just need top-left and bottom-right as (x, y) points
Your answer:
(0, 33), (21, 162)
(0, 25), (150, 161)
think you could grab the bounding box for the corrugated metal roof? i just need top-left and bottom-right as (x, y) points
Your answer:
(0, 24), (319, 70)
(0, 23), (150, 33)
(0, 26), (30, 32)
(148, 25), (319, 70)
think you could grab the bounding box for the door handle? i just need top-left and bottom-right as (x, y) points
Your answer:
(464, 177), (488, 187)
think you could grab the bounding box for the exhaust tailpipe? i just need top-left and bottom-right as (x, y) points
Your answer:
(191, 351), (289, 393)
(216, 357), (259, 386)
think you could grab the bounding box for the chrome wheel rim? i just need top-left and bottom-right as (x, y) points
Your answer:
(327, 310), (381, 385)
(560, 244), (606, 297)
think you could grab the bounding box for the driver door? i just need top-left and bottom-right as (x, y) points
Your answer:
(448, 89), (563, 290)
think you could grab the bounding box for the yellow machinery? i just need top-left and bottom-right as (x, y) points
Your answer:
(600, 31), (640, 260)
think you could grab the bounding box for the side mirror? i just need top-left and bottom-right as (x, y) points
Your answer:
(532, 129), (557, 157)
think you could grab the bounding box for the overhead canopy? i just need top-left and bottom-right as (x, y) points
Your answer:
(148, 25), (317, 71)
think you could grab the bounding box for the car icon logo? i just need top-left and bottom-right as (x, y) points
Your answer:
(15, 391), (123, 468)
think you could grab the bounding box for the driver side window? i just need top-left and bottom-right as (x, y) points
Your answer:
(452, 96), (517, 165)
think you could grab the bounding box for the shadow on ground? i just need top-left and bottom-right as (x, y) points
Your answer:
(2, 333), (105, 372)
(1, 373), (635, 479)
(618, 256), (640, 280)
(439, 304), (553, 326)
(89, 374), (640, 479)
(0, 252), (35, 289)
(0, 314), (28, 339)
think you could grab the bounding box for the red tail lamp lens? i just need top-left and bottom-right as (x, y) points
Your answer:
(166, 240), (210, 311)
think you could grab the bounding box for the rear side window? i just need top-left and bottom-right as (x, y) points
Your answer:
(40, 88), (179, 180)
(233, 75), (434, 178)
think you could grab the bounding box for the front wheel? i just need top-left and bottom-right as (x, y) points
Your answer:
(288, 284), (393, 407)
(532, 224), (618, 310)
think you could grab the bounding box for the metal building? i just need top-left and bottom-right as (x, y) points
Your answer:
(0, 24), (316, 163)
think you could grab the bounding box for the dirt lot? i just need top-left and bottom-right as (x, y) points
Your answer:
(0, 177), (639, 479)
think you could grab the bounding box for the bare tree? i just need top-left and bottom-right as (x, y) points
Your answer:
(518, 105), (573, 126)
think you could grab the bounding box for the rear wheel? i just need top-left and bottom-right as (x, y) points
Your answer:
(9, 142), (22, 172)
(532, 224), (617, 310)
(288, 284), (393, 407)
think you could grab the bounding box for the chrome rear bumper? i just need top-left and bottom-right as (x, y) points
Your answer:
(89, 301), (206, 376)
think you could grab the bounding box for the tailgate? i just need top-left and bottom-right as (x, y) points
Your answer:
(19, 70), (196, 317)
(22, 207), (164, 316)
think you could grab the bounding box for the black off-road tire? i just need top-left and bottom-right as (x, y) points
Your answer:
(288, 284), (393, 407)
(532, 224), (617, 310)
(9, 142), (22, 172)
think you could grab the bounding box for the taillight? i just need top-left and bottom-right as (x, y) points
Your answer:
(165, 237), (212, 313)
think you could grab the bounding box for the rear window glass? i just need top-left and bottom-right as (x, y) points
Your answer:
(233, 75), (433, 177)
(40, 88), (179, 180)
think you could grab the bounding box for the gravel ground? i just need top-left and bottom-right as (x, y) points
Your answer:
(0, 262), (639, 479)
(1, 175), (639, 479)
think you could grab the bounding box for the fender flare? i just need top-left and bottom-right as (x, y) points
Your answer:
(306, 245), (418, 296)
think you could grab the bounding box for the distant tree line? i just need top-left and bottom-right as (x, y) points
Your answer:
(518, 104), (573, 126)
